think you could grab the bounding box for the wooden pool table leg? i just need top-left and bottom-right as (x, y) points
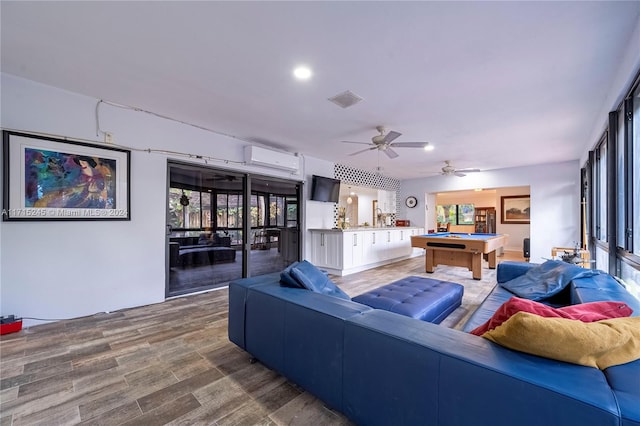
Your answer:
(472, 252), (482, 280)
(488, 250), (497, 269)
(425, 250), (435, 273)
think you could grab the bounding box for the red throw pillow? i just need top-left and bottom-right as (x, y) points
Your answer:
(470, 297), (632, 336)
(557, 302), (632, 321)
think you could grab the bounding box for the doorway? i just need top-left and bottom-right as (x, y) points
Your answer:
(428, 186), (530, 253)
(247, 176), (301, 277)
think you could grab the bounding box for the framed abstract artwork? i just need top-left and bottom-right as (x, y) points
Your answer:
(2, 131), (130, 221)
(501, 195), (530, 224)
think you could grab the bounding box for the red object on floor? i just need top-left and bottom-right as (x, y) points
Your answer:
(0, 320), (22, 335)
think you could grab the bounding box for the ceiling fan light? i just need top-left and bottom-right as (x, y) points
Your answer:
(424, 144), (434, 151)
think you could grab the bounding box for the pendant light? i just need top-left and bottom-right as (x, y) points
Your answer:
(180, 190), (190, 206)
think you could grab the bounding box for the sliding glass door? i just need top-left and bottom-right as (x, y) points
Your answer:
(166, 162), (301, 297)
(166, 164), (244, 296)
(248, 177), (301, 277)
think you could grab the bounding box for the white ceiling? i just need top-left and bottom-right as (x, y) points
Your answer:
(2, 1), (639, 179)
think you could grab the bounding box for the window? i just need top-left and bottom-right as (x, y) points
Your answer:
(437, 204), (475, 225)
(286, 197), (298, 227)
(168, 188), (210, 230)
(586, 72), (640, 300)
(633, 83), (640, 256)
(596, 137), (607, 242)
(617, 108), (626, 246)
(457, 204), (475, 225)
(250, 194), (266, 227)
(217, 192), (242, 229)
(269, 195), (286, 227)
(436, 204), (457, 224)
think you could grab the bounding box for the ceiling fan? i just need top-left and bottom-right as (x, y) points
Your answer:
(342, 126), (430, 159)
(440, 160), (481, 177)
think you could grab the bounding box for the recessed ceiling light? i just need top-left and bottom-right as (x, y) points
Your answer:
(424, 144), (435, 151)
(293, 66), (312, 80)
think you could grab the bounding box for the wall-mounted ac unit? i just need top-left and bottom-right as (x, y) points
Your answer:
(244, 145), (300, 173)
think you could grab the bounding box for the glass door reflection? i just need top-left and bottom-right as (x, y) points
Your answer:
(167, 165), (244, 297)
(248, 177), (300, 276)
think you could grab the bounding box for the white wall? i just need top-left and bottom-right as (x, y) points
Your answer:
(0, 73), (324, 326)
(302, 157), (336, 260)
(493, 187), (531, 251)
(436, 190), (499, 211)
(425, 193), (437, 232)
(400, 161), (580, 263)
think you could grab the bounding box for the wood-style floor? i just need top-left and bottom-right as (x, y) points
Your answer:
(0, 252), (524, 426)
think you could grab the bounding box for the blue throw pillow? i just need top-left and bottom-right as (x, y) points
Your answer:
(500, 260), (600, 301)
(280, 261), (304, 288)
(289, 260), (350, 300)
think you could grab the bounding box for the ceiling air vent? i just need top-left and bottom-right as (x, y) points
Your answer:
(328, 90), (363, 109)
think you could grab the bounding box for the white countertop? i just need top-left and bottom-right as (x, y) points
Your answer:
(309, 226), (421, 232)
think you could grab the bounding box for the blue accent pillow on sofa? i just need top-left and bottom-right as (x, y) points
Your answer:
(280, 261), (304, 288)
(288, 260), (351, 300)
(500, 260), (601, 301)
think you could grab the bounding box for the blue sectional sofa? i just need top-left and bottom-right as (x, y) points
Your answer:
(228, 261), (640, 426)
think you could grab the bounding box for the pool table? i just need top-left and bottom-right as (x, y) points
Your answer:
(410, 232), (507, 280)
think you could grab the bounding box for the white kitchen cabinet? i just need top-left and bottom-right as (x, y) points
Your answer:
(310, 227), (421, 276)
(310, 231), (342, 269)
(377, 190), (397, 214)
(409, 228), (425, 256)
(363, 229), (386, 264)
(342, 231), (364, 270)
(386, 229), (408, 258)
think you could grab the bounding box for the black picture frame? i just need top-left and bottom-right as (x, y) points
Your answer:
(501, 195), (530, 224)
(2, 130), (131, 221)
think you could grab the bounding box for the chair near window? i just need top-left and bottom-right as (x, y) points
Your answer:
(253, 230), (269, 250)
(437, 222), (450, 232)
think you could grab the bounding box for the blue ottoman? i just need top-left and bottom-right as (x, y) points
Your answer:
(352, 276), (463, 324)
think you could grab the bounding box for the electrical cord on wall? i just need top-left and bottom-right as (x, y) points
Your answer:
(4, 95), (307, 178)
(20, 314), (112, 322)
(96, 99), (249, 143)
(19, 316), (75, 322)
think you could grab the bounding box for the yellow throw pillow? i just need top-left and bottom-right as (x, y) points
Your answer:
(483, 312), (640, 369)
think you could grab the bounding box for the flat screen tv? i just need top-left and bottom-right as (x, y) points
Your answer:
(311, 175), (340, 202)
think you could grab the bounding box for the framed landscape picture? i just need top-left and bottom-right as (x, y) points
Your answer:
(501, 195), (530, 224)
(2, 130), (130, 221)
